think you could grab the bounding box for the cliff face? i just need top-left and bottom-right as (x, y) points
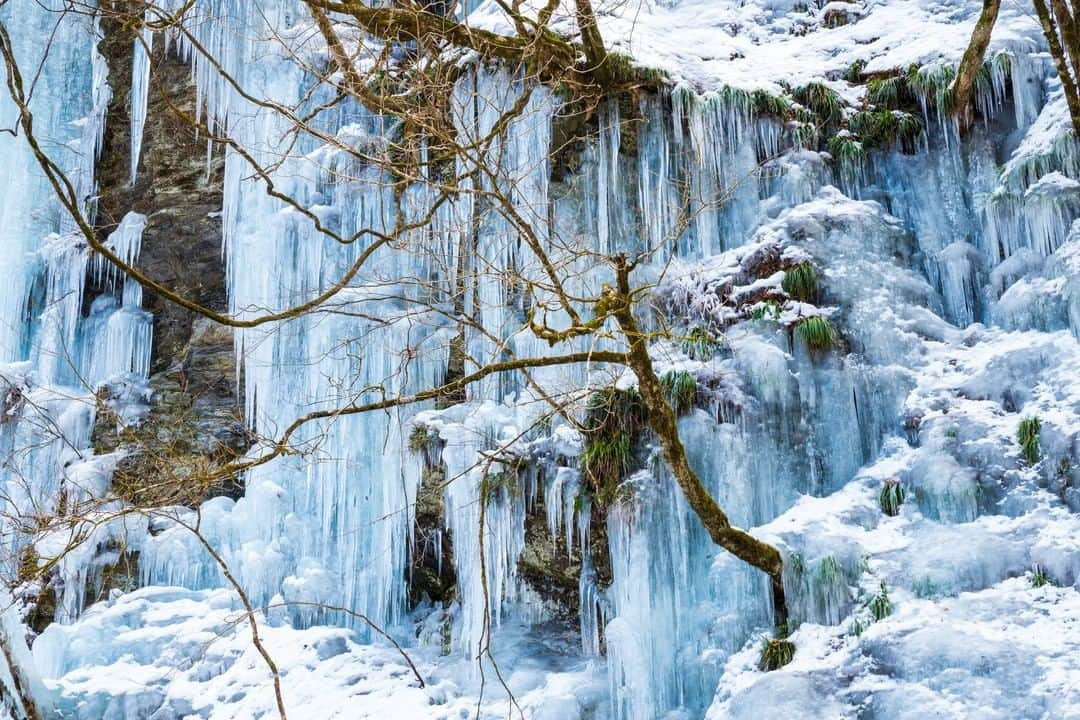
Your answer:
(87, 15), (593, 626)
(90, 16), (247, 502)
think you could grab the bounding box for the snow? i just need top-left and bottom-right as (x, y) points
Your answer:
(0, 0), (1079, 718)
(467, 0), (1044, 93)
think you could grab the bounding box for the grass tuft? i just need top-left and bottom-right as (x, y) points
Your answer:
(868, 580), (893, 621)
(758, 634), (796, 671)
(751, 89), (793, 119)
(681, 325), (722, 361)
(1029, 564), (1053, 588)
(827, 133), (866, 166)
(659, 370), (698, 416)
(793, 82), (842, 127)
(782, 263), (820, 303)
(848, 109), (922, 151)
(408, 424), (435, 453)
(751, 300), (783, 322)
(795, 316), (835, 352)
(581, 387), (648, 504)
(879, 479), (905, 517)
(582, 433), (633, 495)
(845, 59), (867, 84)
(1017, 417), (1041, 465)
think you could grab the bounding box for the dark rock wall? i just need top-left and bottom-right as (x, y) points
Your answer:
(91, 11), (247, 499)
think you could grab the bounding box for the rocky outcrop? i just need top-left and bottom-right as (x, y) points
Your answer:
(90, 11), (247, 500)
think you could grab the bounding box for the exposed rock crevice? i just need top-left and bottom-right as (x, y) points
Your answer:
(91, 14), (247, 503)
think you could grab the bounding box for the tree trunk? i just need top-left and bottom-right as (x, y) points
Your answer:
(1037, 0), (1080, 136)
(951, 0), (1001, 128)
(607, 258), (788, 627)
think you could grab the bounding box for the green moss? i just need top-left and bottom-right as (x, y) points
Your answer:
(1017, 416), (1041, 465)
(759, 634), (796, 671)
(782, 263), (819, 303)
(868, 580), (893, 621)
(795, 316), (836, 352)
(879, 479), (905, 517)
(659, 370), (697, 415)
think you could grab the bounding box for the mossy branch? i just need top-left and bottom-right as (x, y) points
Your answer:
(607, 257), (788, 626)
(950, 0), (1001, 126)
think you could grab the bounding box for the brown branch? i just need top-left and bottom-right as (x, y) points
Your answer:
(307, 0), (577, 73)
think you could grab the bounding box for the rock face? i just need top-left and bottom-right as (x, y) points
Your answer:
(91, 14), (247, 499)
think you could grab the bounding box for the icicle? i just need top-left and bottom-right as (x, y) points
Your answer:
(130, 16), (153, 185)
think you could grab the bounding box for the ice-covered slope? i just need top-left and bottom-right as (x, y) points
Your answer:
(0, 0), (1078, 718)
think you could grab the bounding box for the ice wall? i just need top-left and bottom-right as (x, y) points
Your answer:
(4, 1), (1080, 718)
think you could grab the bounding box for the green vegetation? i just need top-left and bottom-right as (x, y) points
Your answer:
(868, 580), (893, 621)
(581, 387), (647, 504)
(848, 109), (922, 151)
(604, 51), (669, 87)
(751, 88), (794, 119)
(827, 133), (866, 166)
(793, 82), (843, 128)
(906, 63), (956, 114)
(845, 59), (867, 84)
(483, 467), (522, 497)
(581, 434), (634, 496)
(681, 325), (722, 361)
(659, 370), (698, 415)
(751, 300), (783, 322)
(816, 555), (845, 585)
(1017, 417), (1042, 464)
(849, 617), (866, 636)
(879, 479), (905, 517)
(866, 75), (914, 108)
(911, 576), (940, 599)
(782, 263), (820, 303)
(758, 633), (796, 671)
(788, 551), (806, 577)
(1029, 565), (1052, 588)
(408, 424), (435, 453)
(795, 316), (835, 352)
